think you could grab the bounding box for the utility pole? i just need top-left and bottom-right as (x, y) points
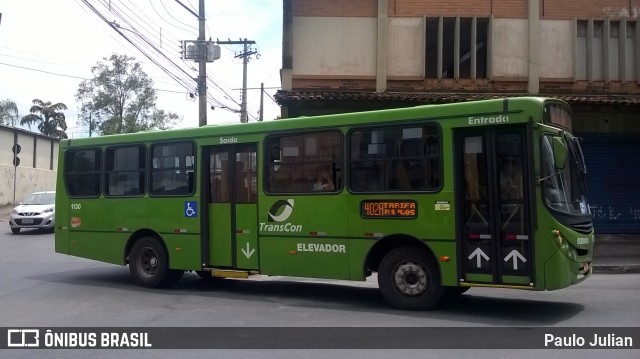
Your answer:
(178, 0), (220, 127)
(217, 39), (256, 123)
(259, 83), (264, 121)
(197, 0), (207, 127)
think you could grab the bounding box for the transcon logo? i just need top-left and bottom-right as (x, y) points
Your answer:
(468, 114), (509, 125)
(259, 222), (303, 232)
(261, 199), (303, 233)
(268, 199), (295, 222)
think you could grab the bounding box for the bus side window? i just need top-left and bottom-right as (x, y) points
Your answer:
(187, 172), (194, 193)
(354, 160), (382, 191)
(235, 162), (248, 203)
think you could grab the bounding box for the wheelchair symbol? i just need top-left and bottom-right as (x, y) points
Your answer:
(185, 201), (197, 217)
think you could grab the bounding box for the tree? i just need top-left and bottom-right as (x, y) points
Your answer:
(0, 99), (19, 126)
(76, 54), (180, 135)
(20, 99), (68, 139)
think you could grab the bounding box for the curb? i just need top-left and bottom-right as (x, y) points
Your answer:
(592, 264), (640, 274)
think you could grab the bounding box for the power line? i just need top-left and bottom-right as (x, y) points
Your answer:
(86, 0), (240, 112)
(78, 0), (268, 120)
(81, 0), (195, 92)
(160, 0), (197, 31)
(0, 60), (188, 95)
(0, 62), (87, 80)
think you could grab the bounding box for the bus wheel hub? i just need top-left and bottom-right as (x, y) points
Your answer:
(393, 261), (428, 296)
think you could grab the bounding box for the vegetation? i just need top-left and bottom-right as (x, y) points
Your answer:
(0, 99), (19, 126)
(20, 99), (68, 139)
(75, 54), (180, 135)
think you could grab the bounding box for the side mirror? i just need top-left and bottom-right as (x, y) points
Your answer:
(553, 137), (567, 170)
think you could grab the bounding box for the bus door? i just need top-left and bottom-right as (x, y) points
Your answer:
(455, 126), (533, 287)
(204, 144), (258, 270)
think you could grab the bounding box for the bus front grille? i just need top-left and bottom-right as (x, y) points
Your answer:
(571, 221), (593, 235)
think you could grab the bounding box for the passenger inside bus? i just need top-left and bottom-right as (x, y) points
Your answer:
(499, 156), (522, 200)
(313, 166), (335, 191)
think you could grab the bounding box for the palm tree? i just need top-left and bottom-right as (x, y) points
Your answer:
(0, 99), (19, 126)
(20, 99), (68, 139)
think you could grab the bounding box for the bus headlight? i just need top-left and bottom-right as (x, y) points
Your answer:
(553, 230), (569, 250)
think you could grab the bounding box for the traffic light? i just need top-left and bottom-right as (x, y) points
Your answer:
(12, 143), (20, 166)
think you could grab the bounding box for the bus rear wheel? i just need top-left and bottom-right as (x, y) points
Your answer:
(378, 246), (444, 310)
(129, 236), (184, 288)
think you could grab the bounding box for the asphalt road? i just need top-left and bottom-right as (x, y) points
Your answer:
(0, 228), (638, 358)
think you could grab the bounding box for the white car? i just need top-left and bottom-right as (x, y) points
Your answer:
(9, 191), (56, 234)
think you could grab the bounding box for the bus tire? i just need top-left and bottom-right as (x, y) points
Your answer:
(378, 246), (444, 310)
(129, 236), (184, 288)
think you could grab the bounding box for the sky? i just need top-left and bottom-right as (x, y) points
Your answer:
(0, 0), (283, 138)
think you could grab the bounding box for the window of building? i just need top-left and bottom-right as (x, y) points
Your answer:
(105, 146), (146, 196)
(425, 18), (439, 79)
(349, 124), (440, 192)
(426, 17), (488, 79)
(625, 22), (635, 82)
(576, 19), (636, 82)
(150, 142), (195, 196)
(442, 17), (455, 78)
(64, 148), (102, 197)
(610, 21), (619, 81)
(593, 20), (603, 81)
(576, 21), (587, 80)
(265, 131), (342, 193)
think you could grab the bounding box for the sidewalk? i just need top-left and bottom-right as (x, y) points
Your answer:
(0, 204), (638, 273)
(592, 234), (640, 274)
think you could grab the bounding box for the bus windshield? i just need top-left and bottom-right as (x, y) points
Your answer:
(540, 134), (589, 217)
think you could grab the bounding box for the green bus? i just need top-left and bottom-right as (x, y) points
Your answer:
(54, 97), (594, 310)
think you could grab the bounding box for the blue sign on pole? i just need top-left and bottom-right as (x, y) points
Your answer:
(184, 201), (197, 217)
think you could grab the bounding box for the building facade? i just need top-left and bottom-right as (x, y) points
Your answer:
(0, 125), (59, 206)
(276, 0), (640, 233)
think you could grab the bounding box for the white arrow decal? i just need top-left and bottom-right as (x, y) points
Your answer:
(241, 243), (255, 259)
(504, 250), (527, 270)
(468, 247), (489, 268)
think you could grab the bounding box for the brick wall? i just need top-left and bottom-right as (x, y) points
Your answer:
(293, 0), (377, 17)
(294, 0), (640, 20)
(294, 0), (528, 18)
(292, 78), (377, 91)
(543, 0), (640, 20)
(389, 0), (494, 17)
(292, 78), (640, 95)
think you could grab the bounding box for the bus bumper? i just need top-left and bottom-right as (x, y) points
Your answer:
(544, 249), (592, 290)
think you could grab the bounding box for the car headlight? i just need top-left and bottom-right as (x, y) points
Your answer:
(43, 207), (54, 213)
(11, 209), (18, 215)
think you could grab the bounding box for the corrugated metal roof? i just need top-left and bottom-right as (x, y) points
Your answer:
(275, 91), (640, 105)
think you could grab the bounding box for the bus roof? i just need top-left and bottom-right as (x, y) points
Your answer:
(63, 96), (559, 147)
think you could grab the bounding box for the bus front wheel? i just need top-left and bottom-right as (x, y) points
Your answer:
(378, 246), (444, 310)
(129, 236), (184, 288)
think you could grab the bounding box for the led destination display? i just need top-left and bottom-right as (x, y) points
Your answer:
(361, 200), (417, 219)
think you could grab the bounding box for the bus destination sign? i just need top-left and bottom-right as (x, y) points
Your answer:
(361, 200), (417, 219)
